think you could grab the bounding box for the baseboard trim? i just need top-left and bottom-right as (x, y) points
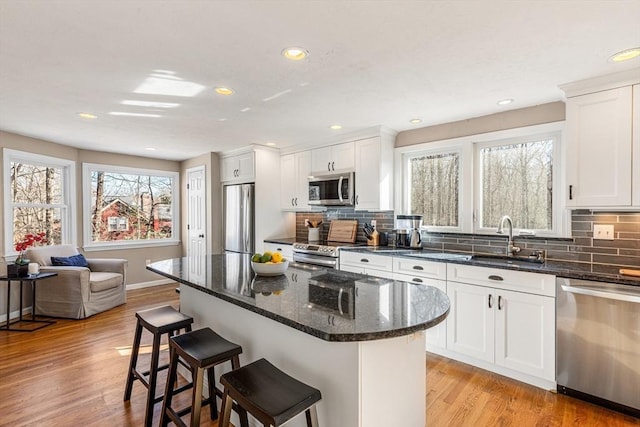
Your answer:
(126, 279), (174, 290)
(0, 307), (33, 326)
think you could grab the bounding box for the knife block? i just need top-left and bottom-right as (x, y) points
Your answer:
(367, 230), (379, 246)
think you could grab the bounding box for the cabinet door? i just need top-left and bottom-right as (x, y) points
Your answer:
(354, 137), (380, 210)
(633, 84), (640, 206)
(332, 141), (355, 171)
(311, 146), (332, 174)
(236, 152), (255, 181)
(221, 156), (239, 182)
(263, 242), (293, 259)
(295, 151), (311, 208)
(280, 154), (297, 209)
(446, 282), (494, 363)
(494, 289), (555, 381)
(566, 86), (633, 206)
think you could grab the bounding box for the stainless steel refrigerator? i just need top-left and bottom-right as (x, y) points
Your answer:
(224, 183), (255, 254)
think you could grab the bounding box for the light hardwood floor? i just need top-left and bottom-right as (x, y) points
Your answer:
(1, 284), (637, 426)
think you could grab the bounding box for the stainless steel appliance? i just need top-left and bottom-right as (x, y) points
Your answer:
(308, 273), (356, 319)
(224, 183), (255, 254)
(556, 277), (640, 417)
(293, 241), (364, 269)
(396, 215), (422, 249)
(308, 172), (354, 206)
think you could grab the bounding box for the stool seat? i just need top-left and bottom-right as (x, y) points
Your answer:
(136, 304), (193, 334)
(124, 305), (194, 427)
(160, 328), (247, 427)
(219, 358), (322, 427)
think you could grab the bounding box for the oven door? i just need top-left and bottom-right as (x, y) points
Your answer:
(293, 252), (338, 269)
(308, 172), (354, 206)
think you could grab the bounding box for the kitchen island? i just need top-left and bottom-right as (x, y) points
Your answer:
(147, 253), (450, 427)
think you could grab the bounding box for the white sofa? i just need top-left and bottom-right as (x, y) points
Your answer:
(25, 245), (127, 319)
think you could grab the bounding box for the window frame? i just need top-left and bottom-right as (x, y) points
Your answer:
(3, 148), (77, 258)
(82, 163), (180, 251)
(396, 122), (566, 237)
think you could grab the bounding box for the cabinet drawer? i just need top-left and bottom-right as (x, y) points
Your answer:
(446, 263), (555, 297)
(393, 257), (447, 281)
(340, 251), (393, 272)
(263, 242), (293, 259)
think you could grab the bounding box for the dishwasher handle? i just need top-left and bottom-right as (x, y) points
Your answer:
(560, 284), (640, 304)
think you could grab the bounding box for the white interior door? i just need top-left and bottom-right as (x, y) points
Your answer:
(187, 167), (206, 280)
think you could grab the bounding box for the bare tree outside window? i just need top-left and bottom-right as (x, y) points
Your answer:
(89, 169), (174, 242)
(9, 161), (63, 246)
(409, 152), (459, 227)
(480, 138), (554, 230)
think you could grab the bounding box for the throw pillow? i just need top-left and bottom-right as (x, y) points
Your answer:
(50, 254), (90, 268)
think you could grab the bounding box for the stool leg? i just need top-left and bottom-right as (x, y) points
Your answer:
(144, 330), (162, 427)
(190, 367), (205, 427)
(160, 345), (179, 427)
(306, 405), (319, 427)
(219, 388), (233, 427)
(207, 365), (218, 420)
(124, 321), (143, 401)
(230, 356), (250, 427)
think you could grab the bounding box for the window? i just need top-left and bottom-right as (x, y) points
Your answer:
(407, 151), (460, 227)
(83, 164), (179, 249)
(477, 135), (555, 232)
(399, 123), (564, 236)
(3, 149), (76, 256)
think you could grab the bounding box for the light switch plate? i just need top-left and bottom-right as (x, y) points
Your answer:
(593, 224), (615, 240)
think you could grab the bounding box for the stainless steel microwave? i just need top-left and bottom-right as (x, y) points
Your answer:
(308, 172), (354, 206)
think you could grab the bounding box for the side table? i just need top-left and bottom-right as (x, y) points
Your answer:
(1, 272), (58, 332)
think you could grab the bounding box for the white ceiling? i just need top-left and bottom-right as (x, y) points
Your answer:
(1, 1), (639, 161)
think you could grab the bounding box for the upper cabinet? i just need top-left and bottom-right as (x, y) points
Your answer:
(280, 150), (311, 211)
(221, 150), (255, 183)
(354, 133), (395, 210)
(562, 69), (640, 208)
(311, 142), (355, 174)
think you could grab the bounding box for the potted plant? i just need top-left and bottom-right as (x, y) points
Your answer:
(8, 232), (47, 277)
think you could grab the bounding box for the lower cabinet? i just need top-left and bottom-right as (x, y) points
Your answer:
(263, 242), (293, 259)
(340, 251), (394, 279)
(446, 281), (555, 383)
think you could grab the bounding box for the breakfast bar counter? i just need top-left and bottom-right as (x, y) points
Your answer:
(147, 253), (450, 427)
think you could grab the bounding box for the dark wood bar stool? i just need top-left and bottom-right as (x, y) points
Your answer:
(160, 327), (248, 427)
(219, 358), (322, 427)
(123, 305), (194, 427)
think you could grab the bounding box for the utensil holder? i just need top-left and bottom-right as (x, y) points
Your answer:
(308, 228), (320, 242)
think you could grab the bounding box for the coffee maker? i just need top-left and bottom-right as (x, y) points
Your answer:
(395, 215), (423, 249)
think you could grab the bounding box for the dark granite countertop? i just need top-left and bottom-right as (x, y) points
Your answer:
(146, 253), (450, 342)
(342, 247), (640, 287)
(264, 237), (297, 245)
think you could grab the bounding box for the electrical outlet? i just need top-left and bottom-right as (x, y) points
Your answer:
(145, 259), (151, 265)
(371, 220), (377, 229)
(593, 224), (615, 240)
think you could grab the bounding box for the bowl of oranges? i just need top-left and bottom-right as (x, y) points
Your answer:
(250, 251), (289, 276)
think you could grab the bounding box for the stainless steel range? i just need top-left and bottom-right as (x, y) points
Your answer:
(292, 241), (364, 269)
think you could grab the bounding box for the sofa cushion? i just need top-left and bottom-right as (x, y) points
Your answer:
(89, 272), (123, 293)
(51, 254), (90, 268)
(26, 244), (79, 266)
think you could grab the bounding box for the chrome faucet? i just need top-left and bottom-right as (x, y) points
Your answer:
(497, 215), (521, 256)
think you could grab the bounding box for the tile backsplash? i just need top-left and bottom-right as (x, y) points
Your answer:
(295, 209), (640, 274)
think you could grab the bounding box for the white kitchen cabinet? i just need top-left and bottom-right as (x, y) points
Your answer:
(566, 80), (640, 208)
(221, 150), (255, 183)
(263, 242), (293, 259)
(311, 142), (355, 174)
(280, 151), (311, 210)
(340, 251), (394, 279)
(445, 264), (556, 385)
(354, 135), (394, 210)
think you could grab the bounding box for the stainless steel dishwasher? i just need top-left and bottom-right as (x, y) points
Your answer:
(556, 277), (640, 417)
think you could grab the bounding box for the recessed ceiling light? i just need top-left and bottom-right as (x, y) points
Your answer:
(266, 142), (277, 147)
(609, 47), (640, 63)
(410, 118), (422, 124)
(215, 87), (234, 96)
(282, 47), (309, 61)
(77, 112), (98, 120)
(109, 112), (162, 117)
(497, 98), (514, 106)
(145, 147), (156, 151)
(329, 124), (343, 130)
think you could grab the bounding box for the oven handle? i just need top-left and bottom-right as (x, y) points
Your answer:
(293, 252), (337, 268)
(560, 285), (640, 303)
